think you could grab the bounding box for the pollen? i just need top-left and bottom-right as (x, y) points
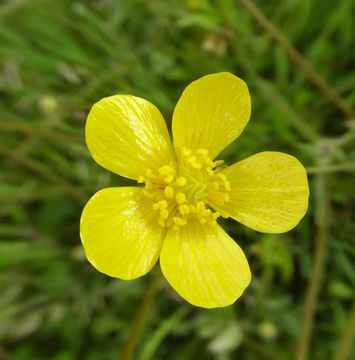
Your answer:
(141, 147), (231, 231)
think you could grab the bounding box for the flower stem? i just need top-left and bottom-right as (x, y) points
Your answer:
(0, 118), (83, 144)
(239, 56), (319, 143)
(333, 299), (355, 360)
(0, 144), (85, 203)
(296, 151), (331, 360)
(306, 163), (355, 174)
(121, 273), (159, 360)
(333, 124), (355, 147)
(236, 0), (355, 119)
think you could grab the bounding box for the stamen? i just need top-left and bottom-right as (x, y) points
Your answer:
(213, 160), (224, 167)
(181, 147), (191, 157)
(159, 200), (168, 209)
(164, 186), (174, 199)
(143, 189), (154, 198)
(164, 175), (174, 184)
(160, 209), (169, 219)
(191, 161), (202, 169)
(209, 181), (219, 191)
(176, 192), (186, 204)
(141, 147), (231, 230)
(217, 173), (227, 181)
(179, 204), (190, 216)
(176, 176), (187, 186)
(146, 169), (155, 179)
(189, 204), (197, 213)
(196, 148), (209, 156)
(159, 165), (175, 176)
(224, 180), (231, 191)
(173, 216), (187, 226)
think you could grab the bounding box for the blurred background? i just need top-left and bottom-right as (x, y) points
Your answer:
(1, 0), (355, 359)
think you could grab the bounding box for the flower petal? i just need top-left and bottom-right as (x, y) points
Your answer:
(216, 152), (309, 233)
(160, 220), (251, 308)
(172, 72), (251, 159)
(80, 187), (165, 280)
(86, 95), (176, 180)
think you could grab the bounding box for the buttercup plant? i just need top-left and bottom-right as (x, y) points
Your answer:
(80, 72), (309, 308)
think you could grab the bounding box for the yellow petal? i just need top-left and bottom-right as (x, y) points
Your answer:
(160, 220), (251, 308)
(86, 95), (176, 180)
(172, 72), (251, 159)
(80, 187), (165, 280)
(216, 152), (309, 233)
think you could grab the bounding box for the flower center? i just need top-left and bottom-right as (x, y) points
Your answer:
(140, 147), (230, 231)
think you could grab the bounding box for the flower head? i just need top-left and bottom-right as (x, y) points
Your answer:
(80, 72), (309, 308)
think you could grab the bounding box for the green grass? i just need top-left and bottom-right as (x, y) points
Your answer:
(0, 0), (355, 359)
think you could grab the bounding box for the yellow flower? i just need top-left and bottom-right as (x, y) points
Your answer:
(80, 72), (309, 308)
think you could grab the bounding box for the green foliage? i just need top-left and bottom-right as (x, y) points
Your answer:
(0, 0), (354, 359)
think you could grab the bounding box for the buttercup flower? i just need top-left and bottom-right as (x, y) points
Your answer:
(80, 72), (309, 308)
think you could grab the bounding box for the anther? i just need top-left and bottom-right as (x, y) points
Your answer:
(181, 147), (191, 157)
(164, 175), (174, 184)
(204, 208), (211, 216)
(223, 193), (229, 202)
(146, 169), (155, 178)
(160, 209), (169, 219)
(145, 182), (154, 190)
(158, 218), (165, 227)
(143, 189), (154, 198)
(196, 148), (209, 156)
(176, 176), (187, 186)
(187, 155), (196, 164)
(176, 192), (186, 204)
(179, 204), (190, 216)
(191, 161), (202, 169)
(202, 155), (214, 167)
(159, 200), (168, 209)
(198, 217), (207, 224)
(209, 181), (219, 191)
(224, 180), (231, 191)
(143, 150), (228, 230)
(164, 186), (174, 199)
(159, 165), (175, 176)
(219, 210), (229, 218)
(153, 200), (167, 210)
(209, 196), (225, 206)
(173, 217), (187, 226)
(217, 173), (227, 181)
(196, 201), (205, 212)
(213, 160), (224, 167)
